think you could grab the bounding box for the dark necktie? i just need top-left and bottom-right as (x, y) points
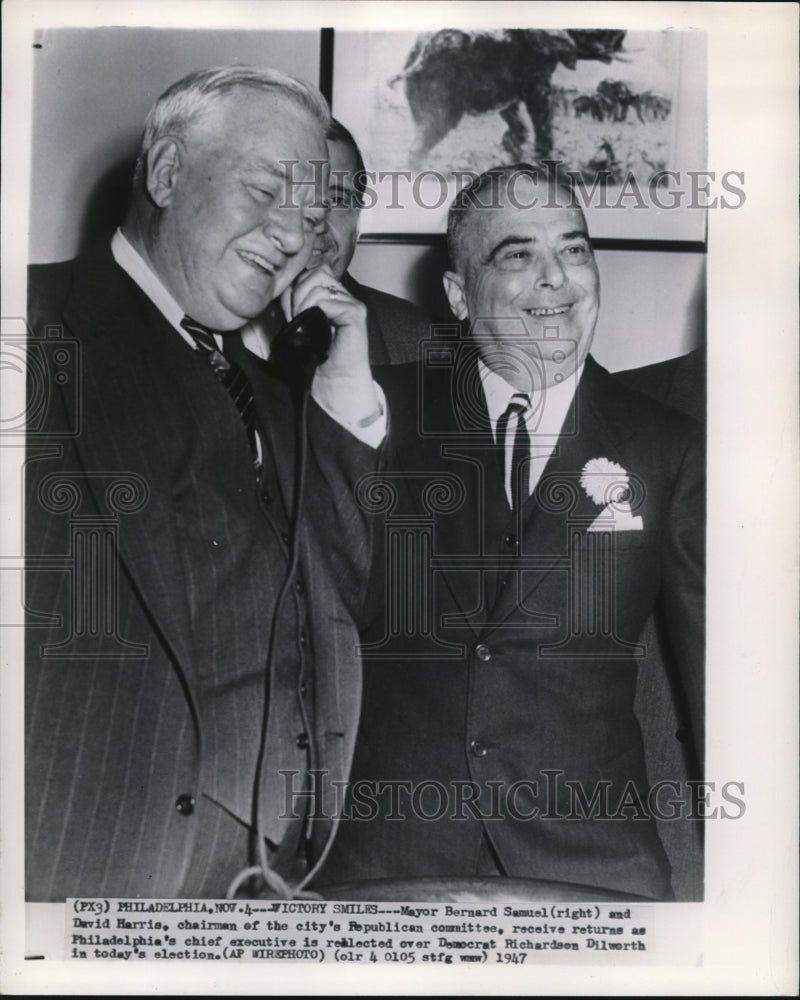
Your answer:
(496, 393), (531, 512)
(181, 316), (260, 468)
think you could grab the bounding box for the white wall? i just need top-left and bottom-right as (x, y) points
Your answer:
(29, 27), (320, 263)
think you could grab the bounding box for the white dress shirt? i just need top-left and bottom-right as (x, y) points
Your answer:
(110, 228), (386, 448)
(478, 357), (585, 506)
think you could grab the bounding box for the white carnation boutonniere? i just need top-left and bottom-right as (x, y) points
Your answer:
(581, 457), (643, 531)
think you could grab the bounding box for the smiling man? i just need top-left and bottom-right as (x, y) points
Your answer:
(320, 164), (706, 901)
(25, 66), (383, 900)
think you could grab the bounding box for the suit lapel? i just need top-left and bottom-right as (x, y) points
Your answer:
(433, 432), (508, 638)
(59, 245), (199, 708)
(390, 351), (507, 639)
(343, 273), (391, 366)
(489, 356), (636, 626)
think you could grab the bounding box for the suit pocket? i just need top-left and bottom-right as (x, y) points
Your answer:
(173, 507), (252, 544)
(580, 528), (651, 551)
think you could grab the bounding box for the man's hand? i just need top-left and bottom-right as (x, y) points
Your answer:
(281, 264), (380, 427)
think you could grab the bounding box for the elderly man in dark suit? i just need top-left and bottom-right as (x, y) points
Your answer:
(25, 66), (385, 900)
(321, 164), (705, 901)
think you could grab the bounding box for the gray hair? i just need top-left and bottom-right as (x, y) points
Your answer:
(132, 65), (330, 189)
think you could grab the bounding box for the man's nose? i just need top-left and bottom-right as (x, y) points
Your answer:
(535, 251), (566, 288)
(313, 217), (334, 255)
(264, 204), (307, 256)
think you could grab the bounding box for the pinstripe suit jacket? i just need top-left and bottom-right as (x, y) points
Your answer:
(25, 244), (373, 900)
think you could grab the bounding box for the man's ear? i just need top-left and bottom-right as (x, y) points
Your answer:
(145, 137), (181, 208)
(443, 270), (469, 321)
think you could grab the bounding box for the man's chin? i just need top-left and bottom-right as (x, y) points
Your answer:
(504, 342), (584, 391)
(230, 278), (284, 321)
(308, 253), (345, 281)
(506, 339), (578, 366)
(534, 341), (578, 361)
(329, 253), (348, 281)
(212, 294), (275, 329)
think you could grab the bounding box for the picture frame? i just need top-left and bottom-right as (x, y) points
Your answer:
(330, 27), (707, 243)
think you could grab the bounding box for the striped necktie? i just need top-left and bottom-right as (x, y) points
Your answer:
(496, 392), (531, 511)
(180, 316), (260, 468)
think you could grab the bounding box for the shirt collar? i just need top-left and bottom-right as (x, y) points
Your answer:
(478, 356), (585, 440)
(111, 228), (210, 349)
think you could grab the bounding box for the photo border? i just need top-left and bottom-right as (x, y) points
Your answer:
(1, 1), (797, 995)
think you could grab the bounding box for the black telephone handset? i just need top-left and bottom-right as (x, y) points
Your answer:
(270, 305), (332, 395)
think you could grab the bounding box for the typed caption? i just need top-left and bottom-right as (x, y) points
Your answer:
(66, 898), (653, 964)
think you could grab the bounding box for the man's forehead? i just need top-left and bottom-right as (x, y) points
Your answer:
(327, 138), (359, 187)
(462, 198), (589, 243)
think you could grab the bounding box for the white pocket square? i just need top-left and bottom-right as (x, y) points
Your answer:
(587, 500), (643, 532)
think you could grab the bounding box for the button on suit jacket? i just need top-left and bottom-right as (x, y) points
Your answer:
(25, 243), (373, 900)
(322, 342), (705, 900)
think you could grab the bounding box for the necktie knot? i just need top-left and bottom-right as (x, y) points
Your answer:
(180, 316), (259, 469)
(181, 315), (219, 350)
(181, 316), (231, 374)
(505, 392), (530, 418)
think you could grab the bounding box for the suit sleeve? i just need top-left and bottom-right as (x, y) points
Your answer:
(304, 398), (384, 625)
(659, 426), (706, 765)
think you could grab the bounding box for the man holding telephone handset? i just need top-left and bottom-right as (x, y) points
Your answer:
(25, 66), (382, 900)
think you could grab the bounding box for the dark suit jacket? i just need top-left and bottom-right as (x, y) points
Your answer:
(321, 344), (705, 900)
(614, 348), (706, 424)
(613, 347), (707, 898)
(25, 244), (373, 900)
(343, 273), (433, 365)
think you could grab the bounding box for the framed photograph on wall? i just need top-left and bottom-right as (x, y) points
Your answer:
(331, 28), (707, 241)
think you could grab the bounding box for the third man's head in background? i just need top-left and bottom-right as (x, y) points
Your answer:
(312, 119), (366, 281)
